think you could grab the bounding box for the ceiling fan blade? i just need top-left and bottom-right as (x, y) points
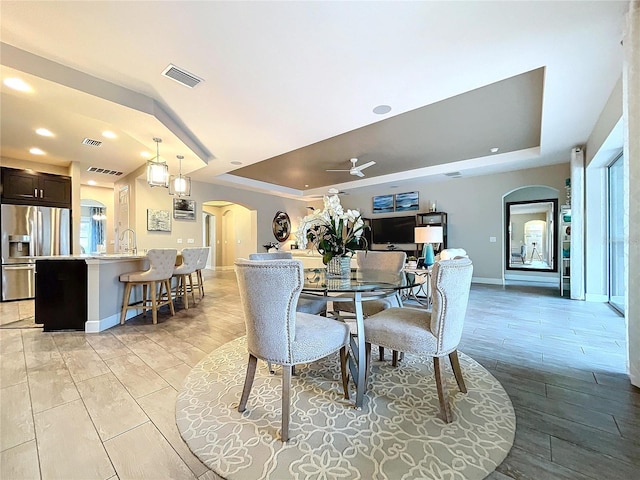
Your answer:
(357, 161), (376, 170)
(354, 170), (365, 177)
(326, 169), (350, 172)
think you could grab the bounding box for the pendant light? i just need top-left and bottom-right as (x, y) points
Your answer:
(169, 155), (192, 197)
(146, 137), (169, 187)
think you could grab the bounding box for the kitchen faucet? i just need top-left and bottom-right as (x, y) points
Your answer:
(119, 228), (137, 255)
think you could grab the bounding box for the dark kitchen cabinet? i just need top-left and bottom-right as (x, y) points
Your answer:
(1, 167), (71, 208)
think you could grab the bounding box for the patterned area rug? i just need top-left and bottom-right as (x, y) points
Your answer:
(176, 337), (515, 480)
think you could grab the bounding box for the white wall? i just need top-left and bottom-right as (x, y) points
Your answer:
(342, 163), (569, 283)
(114, 171), (311, 258)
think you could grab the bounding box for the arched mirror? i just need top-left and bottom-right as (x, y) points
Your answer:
(80, 199), (106, 254)
(506, 199), (558, 272)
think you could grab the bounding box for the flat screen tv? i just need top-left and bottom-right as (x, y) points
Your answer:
(371, 216), (416, 244)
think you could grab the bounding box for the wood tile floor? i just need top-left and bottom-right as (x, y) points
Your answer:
(1, 270), (638, 479)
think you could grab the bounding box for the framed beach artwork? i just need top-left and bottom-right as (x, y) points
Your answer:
(173, 198), (196, 220)
(147, 209), (171, 232)
(372, 194), (394, 214)
(395, 191), (419, 212)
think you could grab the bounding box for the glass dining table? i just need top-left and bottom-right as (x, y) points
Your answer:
(302, 267), (419, 409)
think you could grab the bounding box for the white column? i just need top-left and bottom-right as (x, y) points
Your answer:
(625, 0), (640, 387)
(570, 147), (585, 300)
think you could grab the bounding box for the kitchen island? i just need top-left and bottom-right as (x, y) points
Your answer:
(35, 254), (146, 332)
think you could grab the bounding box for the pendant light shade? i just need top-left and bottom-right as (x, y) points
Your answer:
(146, 137), (169, 188)
(169, 155), (191, 197)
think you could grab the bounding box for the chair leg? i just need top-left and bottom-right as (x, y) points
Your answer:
(120, 283), (132, 325)
(142, 284), (148, 314)
(238, 354), (258, 412)
(188, 273), (196, 304)
(340, 346), (350, 400)
(379, 346), (385, 361)
(449, 350), (467, 393)
(434, 356), (453, 423)
(197, 269), (205, 297)
(365, 342), (372, 387)
(150, 281), (158, 324)
(282, 365), (292, 442)
(392, 350), (399, 367)
(165, 280), (175, 316)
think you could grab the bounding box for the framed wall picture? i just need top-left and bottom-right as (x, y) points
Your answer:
(147, 209), (171, 232)
(173, 199), (196, 220)
(372, 194), (394, 214)
(395, 191), (419, 212)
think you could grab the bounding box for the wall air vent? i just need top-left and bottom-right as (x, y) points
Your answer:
(444, 171), (462, 178)
(87, 167), (123, 176)
(82, 138), (102, 147)
(161, 64), (203, 88)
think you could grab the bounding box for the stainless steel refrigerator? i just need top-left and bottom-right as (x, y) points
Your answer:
(1, 204), (71, 301)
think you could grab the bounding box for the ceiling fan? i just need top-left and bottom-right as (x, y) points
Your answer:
(326, 158), (376, 178)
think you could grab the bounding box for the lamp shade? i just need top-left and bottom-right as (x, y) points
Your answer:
(146, 160), (169, 187)
(414, 226), (443, 244)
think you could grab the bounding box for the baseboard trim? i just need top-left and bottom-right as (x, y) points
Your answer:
(472, 277), (503, 285)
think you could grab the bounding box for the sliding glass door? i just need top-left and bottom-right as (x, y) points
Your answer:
(608, 154), (625, 313)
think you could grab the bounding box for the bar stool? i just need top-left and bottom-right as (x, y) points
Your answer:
(172, 247), (200, 309)
(119, 249), (177, 325)
(192, 247), (209, 299)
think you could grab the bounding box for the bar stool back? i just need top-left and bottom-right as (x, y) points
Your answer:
(173, 247), (200, 309)
(192, 247), (209, 298)
(119, 249), (177, 325)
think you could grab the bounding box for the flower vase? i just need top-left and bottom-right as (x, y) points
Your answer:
(326, 256), (351, 277)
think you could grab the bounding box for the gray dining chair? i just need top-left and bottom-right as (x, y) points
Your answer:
(249, 252), (328, 315)
(333, 250), (406, 360)
(363, 257), (473, 423)
(235, 258), (350, 442)
(333, 250), (407, 316)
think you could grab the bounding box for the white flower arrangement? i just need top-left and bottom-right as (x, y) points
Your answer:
(295, 191), (367, 265)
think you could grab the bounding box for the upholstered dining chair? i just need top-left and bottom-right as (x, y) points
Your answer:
(235, 258), (350, 442)
(172, 247), (200, 309)
(119, 248), (177, 325)
(191, 247), (209, 298)
(363, 257), (473, 423)
(333, 250), (406, 360)
(249, 252), (328, 315)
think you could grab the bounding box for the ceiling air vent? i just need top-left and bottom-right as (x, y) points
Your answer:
(444, 171), (462, 178)
(87, 167), (123, 176)
(161, 64), (203, 88)
(82, 138), (102, 147)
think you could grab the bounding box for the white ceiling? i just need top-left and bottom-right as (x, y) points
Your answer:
(0, 1), (628, 196)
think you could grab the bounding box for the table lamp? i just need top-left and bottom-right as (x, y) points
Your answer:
(414, 226), (443, 266)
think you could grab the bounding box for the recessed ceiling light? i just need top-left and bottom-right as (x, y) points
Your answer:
(373, 105), (392, 115)
(4, 77), (32, 92)
(87, 180), (97, 186)
(35, 128), (54, 137)
(29, 148), (45, 155)
(141, 152), (152, 158)
(490, 147), (499, 153)
(304, 184), (309, 188)
(102, 130), (117, 139)
(230, 161), (242, 165)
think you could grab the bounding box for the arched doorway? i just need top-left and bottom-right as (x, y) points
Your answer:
(202, 201), (257, 270)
